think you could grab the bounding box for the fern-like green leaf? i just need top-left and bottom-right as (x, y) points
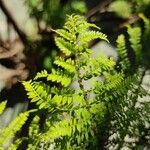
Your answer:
(55, 37), (74, 56)
(47, 72), (71, 87)
(43, 118), (71, 140)
(0, 101), (7, 115)
(0, 112), (29, 146)
(139, 13), (150, 34)
(54, 57), (75, 73)
(27, 115), (40, 150)
(29, 115), (40, 137)
(21, 14), (149, 149)
(81, 55), (115, 79)
(34, 70), (48, 80)
(64, 15), (85, 33)
(55, 29), (76, 42)
(8, 139), (22, 150)
(51, 94), (86, 108)
(116, 34), (130, 70)
(64, 15), (100, 33)
(127, 26), (142, 62)
(22, 81), (51, 109)
(79, 31), (108, 45)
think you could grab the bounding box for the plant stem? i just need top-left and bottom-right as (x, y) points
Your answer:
(75, 57), (88, 100)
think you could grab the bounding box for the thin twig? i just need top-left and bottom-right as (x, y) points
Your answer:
(119, 14), (140, 29)
(86, 0), (112, 18)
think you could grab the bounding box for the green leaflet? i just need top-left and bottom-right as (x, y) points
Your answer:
(34, 70), (48, 80)
(0, 101), (7, 115)
(47, 73), (71, 87)
(54, 58), (75, 73)
(127, 26), (142, 62)
(55, 37), (73, 56)
(116, 35), (130, 70)
(78, 31), (108, 44)
(0, 112), (29, 146)
(23, 81), (51, 109)
(8, 139), (22, 150)
(81, 54), (115, 79)
(21, 14), (149, 149)
(22, 15), (109, 149)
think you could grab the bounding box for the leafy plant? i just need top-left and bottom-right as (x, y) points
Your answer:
(23, 15), (109, 149)
(106, 15), (150, 150)
(0, 101), (29, 149)
(24, 0), (87, 72)
(22, 15), (149, 149)
(0, 13), (149, 149)
(25, 0), (87, 28)
(110, 0), (150, 18)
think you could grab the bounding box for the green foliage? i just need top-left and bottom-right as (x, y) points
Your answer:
(8, 139), (22, 150)
(110, 1), (132, 18)
(54, 58), (76, 73)
(81, 54), (115, 80)
(134, 0), (150, 12)
(22, 15), (149, 149)
(0, 13), (148, 149)
(139, 14), (150, 67)
(116, 24), (144, 71)
(24, 0), (88, 72)
(0, 12), (147, 149)
(0, 101), (7, 115)
(0, 101), (29, 149)
(106, 18), (150, 149)
(110, 0), (150, 17)
(116, 35), (130, 70)
(22, 15), (111, 149)
(0, 0), (149, 149)
(26, 0), (87, 28)
(127, 26), (142, 63)
(27, 115), (40, 150)
(0, 112), (29, 146)
(106, 74), (150, 149)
